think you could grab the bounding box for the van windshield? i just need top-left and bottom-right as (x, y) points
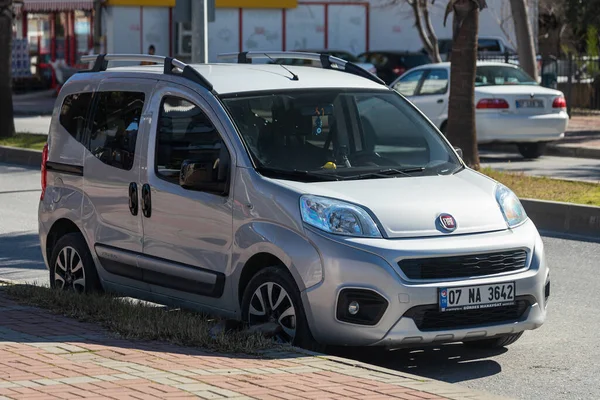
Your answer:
(221, 90), (461, 182)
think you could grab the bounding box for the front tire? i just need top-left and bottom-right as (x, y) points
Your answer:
(241, 267), (323, 351)
(49, 233), (102, 293)
(463, 332), (523, 349)
(518, 143), (546, 159)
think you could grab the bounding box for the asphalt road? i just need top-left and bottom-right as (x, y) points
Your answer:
(1, 162), (599, 400)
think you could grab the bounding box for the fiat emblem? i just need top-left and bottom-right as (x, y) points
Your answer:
(438, 213), (457, 232)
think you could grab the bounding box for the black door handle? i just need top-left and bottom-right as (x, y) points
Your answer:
(128, 182), (138, 216)
(141, 184), (152, 218)
(437, 99), (444, 104)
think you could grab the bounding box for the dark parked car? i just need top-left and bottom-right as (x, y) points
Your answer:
(358, 51), (431, 84)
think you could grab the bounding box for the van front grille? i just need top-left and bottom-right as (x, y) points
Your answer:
(398, 250), (528, 280)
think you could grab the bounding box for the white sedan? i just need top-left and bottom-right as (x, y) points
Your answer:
(390, 62), (569, 158)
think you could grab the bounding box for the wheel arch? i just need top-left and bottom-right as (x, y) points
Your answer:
(46, 218), (83, 264)
(237, 252), (287, 306)
(232, 222), (324, 308)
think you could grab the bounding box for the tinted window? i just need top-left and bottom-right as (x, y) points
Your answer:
(222, 90), (460, 180)
(393, 70), (424, 96)
(419, 69), (449, 95)
(399, 54), (432, 69)
(60, 92), (92, 142)
(156, 96), (229, 185)
(89, 91), (145, 170)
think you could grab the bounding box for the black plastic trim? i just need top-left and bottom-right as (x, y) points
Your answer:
(403, 295), (535, 331)
(46, 162), (84, 176)
(336, 288), (388, 326)
(344, 61), (386, 85)
(95, 244), (226, 298)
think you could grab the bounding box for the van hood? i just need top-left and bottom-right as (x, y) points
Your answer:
(274, 169), (510, 238)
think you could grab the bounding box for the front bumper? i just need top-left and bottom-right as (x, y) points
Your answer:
(301, 219), (549, 348)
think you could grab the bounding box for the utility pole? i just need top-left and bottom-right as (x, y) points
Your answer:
(191, 0), (208, 63)
(509, 0), (538, 81)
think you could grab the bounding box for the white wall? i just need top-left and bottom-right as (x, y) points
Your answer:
(104, 6), (169, 56)
(102, 0), (536, 62)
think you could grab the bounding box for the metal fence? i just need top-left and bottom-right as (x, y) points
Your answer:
(478, 52), (600, 113)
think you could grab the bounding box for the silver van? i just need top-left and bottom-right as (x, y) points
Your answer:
(39, 52), (550, 350)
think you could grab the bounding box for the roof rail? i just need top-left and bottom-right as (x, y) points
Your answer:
(79, 54), (214, 92)
(217, 51), (386, 86)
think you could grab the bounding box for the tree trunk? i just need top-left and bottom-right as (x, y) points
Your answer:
(446, 4), (480, 169)
(0, 0), (15, 139)
(510, 0), (538, 81)
(410, 0), (442, 63)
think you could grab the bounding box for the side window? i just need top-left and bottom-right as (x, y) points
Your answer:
(59, 92), (92, 142)
(419, 69), (449, 95)
(89, 91), (145, 171)
(393, 70), (424, 96)
(156, 96), (230, 194)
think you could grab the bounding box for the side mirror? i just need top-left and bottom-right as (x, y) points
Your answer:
(454, 147), (463, 159)
(179, 145), (230, 195)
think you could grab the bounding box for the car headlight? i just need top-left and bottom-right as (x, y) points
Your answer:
(495, 184), (528, 228)
(300, 195), (382, 238)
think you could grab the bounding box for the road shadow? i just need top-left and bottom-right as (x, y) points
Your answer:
(328, 343), (506, 383)
(0, 232), (46, 282)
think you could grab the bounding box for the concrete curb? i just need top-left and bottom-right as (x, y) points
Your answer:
(521, 198), (600, 238)
(546, 144), (600, 160)
(481, 143), (600, 160)
(0, 145), (42, 167)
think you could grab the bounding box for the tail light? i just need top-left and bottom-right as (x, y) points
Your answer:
(476, 99), (509, 109)
(393, 66), (406, 76)
(552, 96), (567, 109)
(41, 142), (48, 200)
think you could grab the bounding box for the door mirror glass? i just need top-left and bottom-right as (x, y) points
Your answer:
(454, 147), (463, 159)
(180, 144), (230, 195)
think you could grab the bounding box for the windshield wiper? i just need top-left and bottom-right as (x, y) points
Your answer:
(346, 167), (425, 180)
(256, 167), (343, 182)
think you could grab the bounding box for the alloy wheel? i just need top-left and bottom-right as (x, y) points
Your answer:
(54, 246), (86, 293)
(248, 282), (297, 343)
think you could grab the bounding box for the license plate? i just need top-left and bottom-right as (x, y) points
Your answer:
(439, 282), (516, 312)
(516, 99), (543, 108)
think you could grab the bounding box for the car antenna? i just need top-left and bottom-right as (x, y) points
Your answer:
(264, 53), (299, 81)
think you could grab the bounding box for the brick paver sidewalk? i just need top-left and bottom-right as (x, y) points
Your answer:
(0, 291), (508, 400)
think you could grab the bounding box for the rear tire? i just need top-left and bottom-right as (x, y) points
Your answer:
(49, 233), (102, 294)
(241, 266), (324, 352)
(518, 143), (546, 159)
(463, 332), (523, 349)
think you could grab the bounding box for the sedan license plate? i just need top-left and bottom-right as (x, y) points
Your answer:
(516, 99), (543, 108)
(439, 282), (515, 312)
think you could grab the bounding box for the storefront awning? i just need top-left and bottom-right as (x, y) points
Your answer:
(17, 0), (95, 13)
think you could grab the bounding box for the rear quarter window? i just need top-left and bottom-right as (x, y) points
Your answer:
(59, 92), (93, 142)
